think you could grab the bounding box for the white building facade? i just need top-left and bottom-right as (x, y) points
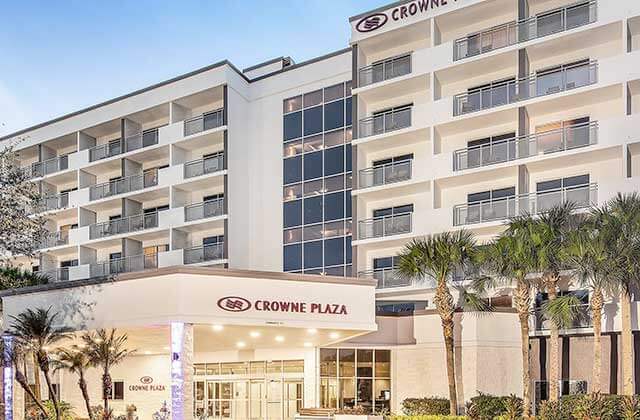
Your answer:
(2, 0), (640, 418)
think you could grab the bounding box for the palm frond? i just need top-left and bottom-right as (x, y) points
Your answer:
(541, 295), (584, 329)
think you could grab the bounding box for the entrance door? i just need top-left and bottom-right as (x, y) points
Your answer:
(284, 381), (303, 420)
(249, 381), (265, 420)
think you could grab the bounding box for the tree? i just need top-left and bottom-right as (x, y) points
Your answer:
(0, 266), (49, 289)
(54, 346), (93, 419)
(82, 329), (135, 419)
(1, 337), (48, 417)
(480, 215), (539, 418)
(396, 230), (478, 415)
(8, 307), (72, 420)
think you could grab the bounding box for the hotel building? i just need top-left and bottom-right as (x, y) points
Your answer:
(1, 0), (640, 418)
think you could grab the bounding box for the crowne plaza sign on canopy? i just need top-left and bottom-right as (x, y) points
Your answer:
(355, 0), (458, 33)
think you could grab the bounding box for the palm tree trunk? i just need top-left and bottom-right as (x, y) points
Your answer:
(78, 370), (93, 420)
(15, 365), (47, 416)
(621, 290), (635, 395)
(32, 352), (42, 401)
(515, 280), (532, 418)
(591, 288), (604, 393)
(40, 362), (61, 420)
(103, 369), (112, 419)
(435, 278), (457, 415)
(546, 274), (560, 402)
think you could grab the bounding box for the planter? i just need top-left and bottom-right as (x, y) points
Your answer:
(335, 416), (383, 420)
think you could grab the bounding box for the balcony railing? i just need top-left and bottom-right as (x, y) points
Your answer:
(39, 230), (70, 249)
(89, 170), (158, 201)
(359, 54), (412, 87)
(88, 128), (160, 162)
(184, 108), (224, 137)
(358, 213), (412, 240)
(184, 153), (224, 179)
(184, 243), (225, 265)
(453, 121), (598, 171)
(39, 192), (70, 212)
(454, 1), (597, 61)
(184, 198), (225, 222)
(359, 107), (412, 138)
(25, 155), (69, 178)
(41, 267), (70, 282)
(453, 60), (597, 116)
(89, 212), (159, 240)
(359, 159), (412, 189)
(453, 183), (598, 226)
(534, 303), (591, 331)
(89, 140), (122, 162)
(358, 268), (412, 289)
(90, 253), (158, 278)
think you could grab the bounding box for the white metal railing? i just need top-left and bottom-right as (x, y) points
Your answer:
(88, 128), (159, 162)
(454, 1), (596, 61)
(183, 243), (225, 265)
(184, 198), (225, 222)
(41, 267), (70, 282)
(358, 53), (412, 87)
(359, 107), (412, 138)
(89, 140), (122, 162)
(359, 159), (412, 189)
(453, 121), (598, 171)
(184, 108), (224, 136)
(123, 128), (159, 153)
(358, 268), (412, 289)
(89, 170), (158, 201)
(89, 212), (159, 240)
(39, 230), (70, 249)
(39, 192), (70, 212)
(89, 253), (158, 278)
(358, 213), (412, 240)
(453, 60), (597, 116)
(184, 153), (224, 178)
(453, 183), (598, 226)
(24, 155), (69, 178)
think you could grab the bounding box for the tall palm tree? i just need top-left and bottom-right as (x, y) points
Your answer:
(480, 216), (538, 418)
(596, 193), (640, 395)
(396, 230), (478, 415)
(8, 307), (72, 420)
(530, 203), (580, 401)
(53, 346), (93, 419)
(82, 329), (135, 419)
(2, 337), (48, 417)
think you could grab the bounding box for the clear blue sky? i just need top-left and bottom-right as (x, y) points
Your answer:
(0, 0), (388, 136)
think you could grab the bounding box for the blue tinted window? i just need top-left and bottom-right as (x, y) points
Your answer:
(284, 156), (302, 184)
(324, 237), (345, 267)
(304, 151), (323, 180)
(284, 112), (302, 141)
(324, 146), (344, 176)
(345, 97), (352, 127)
(346, 236), (352, 264)
(283, 200), (302, 228)
(284, 244), (302, 271)
(304, 241), (323, 269)
(345, 146), (352, 172)
(304, 106), (323, 136)
(324, 191), (344, 221)
(324, 99), (344, 131)
(346, 191), (352, 218)
(304, 196), (323, 224)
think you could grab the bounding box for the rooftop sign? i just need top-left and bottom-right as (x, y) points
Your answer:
(353, 0), (458, 35)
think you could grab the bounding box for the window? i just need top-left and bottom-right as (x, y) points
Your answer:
(537, 174), (589, 192)
(373, 153), (413, 167)
(109, 381), (124, 400)
(203, 235), (224, 246)
(303, 106), (323, 136)
(324, 192), (344, 222)
(284, 244), (302, 271)
(324, 100), (344, 131)
(304, 196), (323, 225)
(373, 204), (414, 218)
(284, 112), (303, 141)
(324, 146), (344, 176)
(304, 241), (323, 269)
(467, 187), (515, 203)
(304, 151), (323, 180)
(324, 237), (345, 267)
(284, 156), (302, 184)
(284, 200), (302, 228)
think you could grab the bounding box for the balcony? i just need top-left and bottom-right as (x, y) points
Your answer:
(453, 121), (598, 171)
(184, 108), (224, 137)
(41, 267), (70, 282)
(39, 192), (70, 212)
(452, 183), (598, 226)
(24, 155), (69, 178)
(358, 54), (412, 87)
(88, 128), (159, 162)
(453, 60), (598, 116)
(533, 303), (591, 331)
(89, 212), (158, 240)
(39, 230), (70, 249)
(358, 213), (412, 240)
(89, 170), (158, 201)
(184, 198), (225, 222)
(184, 153), (224, 179)
(359, 159), (412, 189)
(358, 268), (412, 289)
(183, 243), (225, 265)
(89, 253), (158, 278)
(453, 1), (596, 61)
(359, 107), (412, 138)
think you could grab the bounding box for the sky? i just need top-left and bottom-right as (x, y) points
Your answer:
(0, 0), (388, 137)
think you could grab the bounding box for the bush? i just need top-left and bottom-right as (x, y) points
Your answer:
(401, 398), (450, 416)
(388, 416), (466, 420)
(538, 393), (640, 419)
(466, 393), (523, 420)
(538, 400), (568, 420)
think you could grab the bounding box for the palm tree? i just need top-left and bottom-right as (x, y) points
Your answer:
(2, 337), (48, 417)
(82, 329), (135, 419)
(480, 216), (538, 418)
(595, 193), (640, 395)
(8, 307), (72, 420)
(53, 346), (93, 419)
(396, 230), (478, 415)
(530, 202), (580, 401)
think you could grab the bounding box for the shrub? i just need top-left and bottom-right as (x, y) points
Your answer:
(620, 395), (640, 420)
(538, 400), (568, 420)
(401, 398), (450, 416)
(466, 393), (523, 420)
(571, 392), (617, 420)
(388, 416), (466, 420)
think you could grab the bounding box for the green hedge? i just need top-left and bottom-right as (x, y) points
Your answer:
(401, 398), (451, 416)
(466, 393), (522, 419)
(537, 394), (640, 420)
(388, 416), (466, 420)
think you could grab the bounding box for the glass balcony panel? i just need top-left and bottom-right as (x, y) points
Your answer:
(359, 107), (411, 138)
(358, 54), (411, 87)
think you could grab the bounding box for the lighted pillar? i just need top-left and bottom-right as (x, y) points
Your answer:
(171, 322), (193, 420)
(3, 336), (23, 420)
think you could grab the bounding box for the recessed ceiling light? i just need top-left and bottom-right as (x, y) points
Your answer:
(144, 350), (151, 355)
(212, 325), (224, 332)
(307, 328), (317, 334)
(236, 341), (246, 348)
(303, 342), (313, 347)
(275, 335), (285, 342)
(249, 331), (261, 338)
(329, 332), (340, 339)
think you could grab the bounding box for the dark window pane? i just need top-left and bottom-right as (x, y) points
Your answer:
(324, 237), (345, 267)
(373, 207), (392, 218)
(284, 96), (302, 113)
(284, 156), (302, 184)
(324, 191), (344, 221)
(324, 100), (344, 131)
(564, 174), (590, 187)
(324, 145), (344, 176)
(325, 84), (344, 102)
(394, 204), (414, 214)
(537, 179), (562, 192)
(468, 191), (491, 203)
(304, 151), (323, 180)
(284, 200), (302, 228)
(373, 257), (394, 269)
(284, 112), (302, 141)
(346, 97), (353, 127)
(284, 244), (302, 271)
(113, 382), (124, 400)
(492, 187), (516, 198)
(304, 196), (323, 224)
(346, 191), (352, 218)
(304, 241), (323, 269)
(357, 349), (373, 377)
(346, 236), (352, 264)
(304, 90), (323, 108)
(345, 146), (352, 172)
(304, 106), (323, 136)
